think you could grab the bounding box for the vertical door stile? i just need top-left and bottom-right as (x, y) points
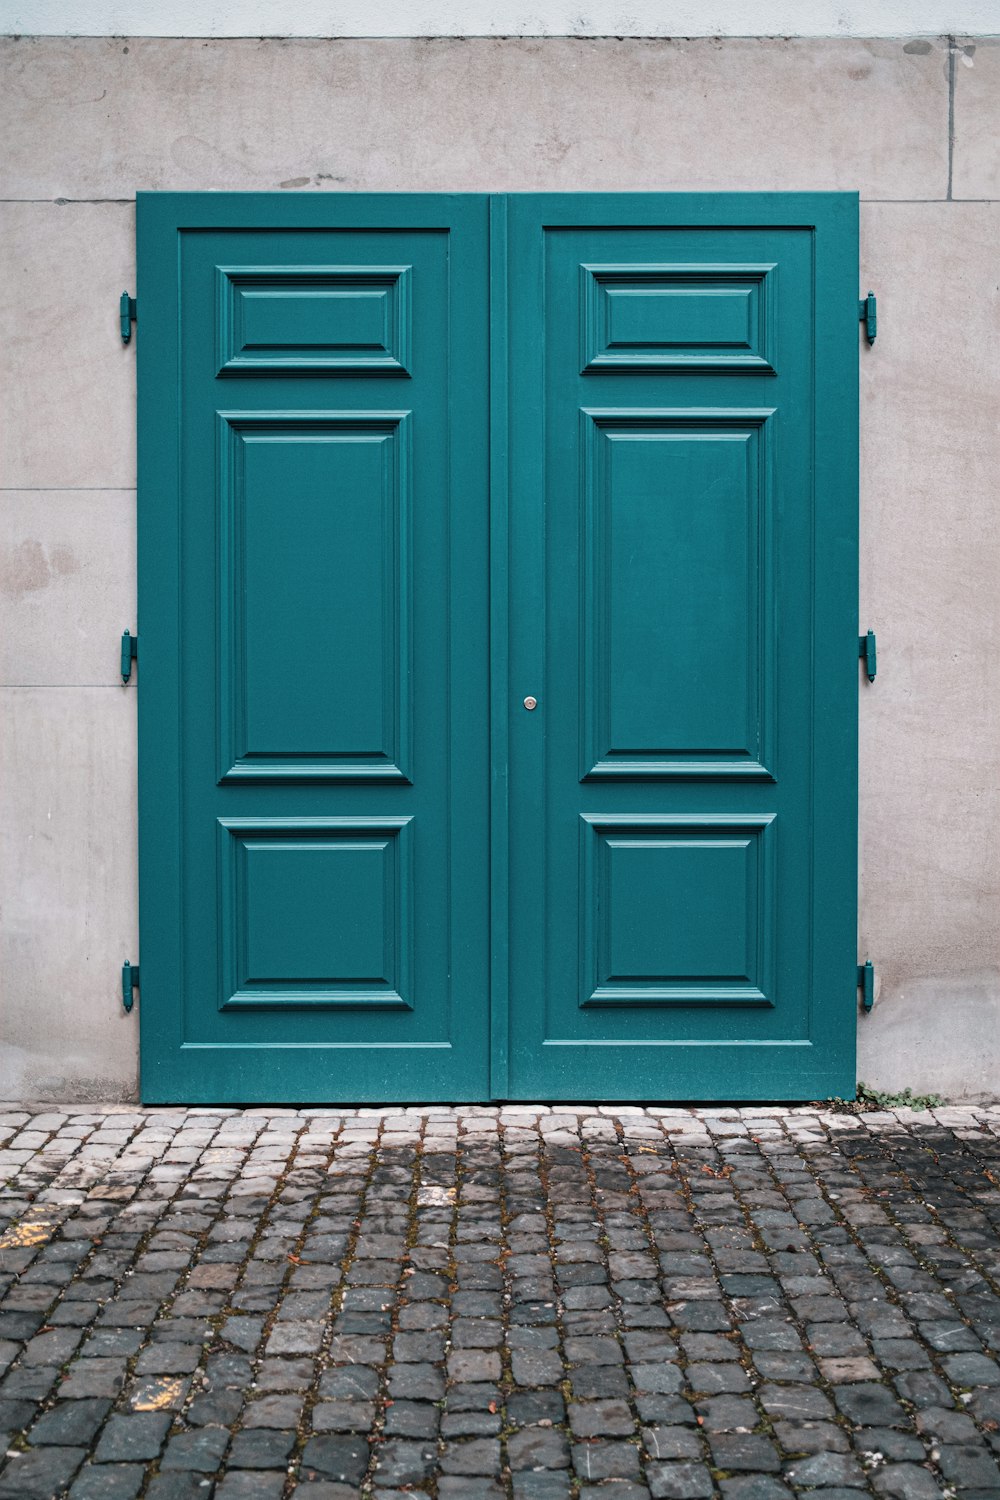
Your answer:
(489, 194), (511, 1100)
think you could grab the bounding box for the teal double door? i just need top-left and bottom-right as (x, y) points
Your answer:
(137, 193), (858, 1103)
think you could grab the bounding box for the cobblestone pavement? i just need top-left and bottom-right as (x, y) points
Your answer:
(5, 1106), (1000, 1499)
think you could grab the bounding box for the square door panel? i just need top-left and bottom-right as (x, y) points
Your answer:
(218, 412), (411, 782)
(580, 814), (776, 1006)
(581, 410), (775, 780)
(217, 266), (411, 375)
(582, 264), (775, 372)
(218, 817), (413, 1009)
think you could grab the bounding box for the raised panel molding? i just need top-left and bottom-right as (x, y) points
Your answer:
(217, 411), (411, 783)
(581, 263), (776, 373)
(217, 265), (412, 376)
(579, 814), (776, 1007)
(581, 408), (776, 781)
(218, 817), (414, 1010)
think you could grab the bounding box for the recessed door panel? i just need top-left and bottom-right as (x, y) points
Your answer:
(580, 814), (776, 1007)
(218, 411), (411, 782)
(582, 263), (776, 372)
(217, 265), (411, 376)
(218, 817), (413, 1011)
(582, 410), (775, 779)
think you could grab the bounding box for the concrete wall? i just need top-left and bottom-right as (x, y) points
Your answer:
(1, 35), (998, 1101)
(4, 1), (997, 36)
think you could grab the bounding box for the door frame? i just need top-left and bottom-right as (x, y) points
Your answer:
(137, 191), (859, 1103)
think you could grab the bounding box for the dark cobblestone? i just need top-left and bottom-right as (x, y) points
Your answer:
(2, 1104), (1000, 1494)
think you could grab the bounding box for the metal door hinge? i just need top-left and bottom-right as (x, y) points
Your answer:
(859, 291), (877, 345)
(858, 960), (875, 1012)
(859, 630), (877, 683)
(120, 292), (137, 345)
(121, 629), (138, 683)
(121, 961), (140, 1014)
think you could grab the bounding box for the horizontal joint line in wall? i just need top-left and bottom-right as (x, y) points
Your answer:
(0, 487), (137, 493)
(0, 197), (136, 204)
(2, 196), (1000, 206)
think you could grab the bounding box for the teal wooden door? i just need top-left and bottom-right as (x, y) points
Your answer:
(501, 195), (858, 1100)
(137, 193), (857, 1103)
(137, 194), (491, 1102)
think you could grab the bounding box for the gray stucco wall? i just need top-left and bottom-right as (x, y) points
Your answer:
(1, 36), (999, 1101)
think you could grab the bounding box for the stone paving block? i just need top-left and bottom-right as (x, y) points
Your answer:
(438, 1480), (506, 1500)
(943, 1352), (1000, 1386)
(226, 1429), (295, 1470)
(93, 1412), (172, 1463)
(387, 1361), (445, 1400)
(439, 1437), (502, 1474)
(214, 1476), (287, 1500)
(242, 1393), (303, 1428)
(783, 1450), (867, 1487)
(222, 1316), (263, 1352)
(719, 1480), (794, 1500)
(572, 1440), (643, 1481)
(687, 1360), (750, 1393)
(318, 1364), (380, 1400)
(0, 1445), (87, 1498)
(159, 1426), (229, 1471)
(934, 1442), (1000, 1488)
(507, 1427), (572, 1469)
(511, 1347), (563, 1385)
(441, 1408), (499, 1437)
(29, 1397), (111, 1446)
(646, 1461), (715, 1498)
(145, 1476), (215, 1500)
(68, 1464), (144, 1500)
(187, 1387), (244, 1426)
(775, 1417), (850, 1454)
(312, 1398), (377, 1432)
(370, 1439), (438, 1486)
(512, 1477), (574, 1500)
(870, 1465), (946, 1499)
(569, 1398), (635, 1436)
(570, 1365), (631, 1398)
(833, 1381), (908, 1428)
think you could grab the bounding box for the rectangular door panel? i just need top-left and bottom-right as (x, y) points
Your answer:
(504, 196), (858, 1101)
(582, 263), (776, 372)
(582, 409), (775, 779)
(138, 195), (491, 1103)
(580, 814), (776, 1007)
(218, 411), (411, 782)
(217, 817), (413, 1011)
(217, 264), (411, 376)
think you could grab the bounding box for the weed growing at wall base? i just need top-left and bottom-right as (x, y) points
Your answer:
(821, 1083), (945, 1112)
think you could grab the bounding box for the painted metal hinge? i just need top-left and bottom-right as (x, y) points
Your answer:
(859, 629), (877, 683)
(859, 291), (877, 345)
(858, 960), (875, 1012)
(121, 629), (138, 683)
(119, 291), (137, 345)
(121, 961), (140, 1014)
